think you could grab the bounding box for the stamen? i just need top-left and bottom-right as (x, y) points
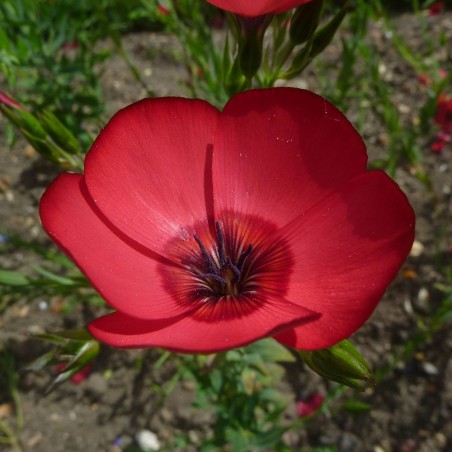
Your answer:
(193, 234), (218, 275)
(192, 223), (254, 296)
(237, 244), (253, 271)
(199, 273), (228, 287)
(225, 257), (241, 282)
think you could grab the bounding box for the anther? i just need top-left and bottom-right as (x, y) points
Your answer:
(225, 257), (241, 282)
(237, 244), (253, 271)
(193, 234), (218, 275)
(199, 273), (227, 287)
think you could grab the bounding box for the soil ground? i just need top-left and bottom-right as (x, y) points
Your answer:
(1, 10), (452, 452)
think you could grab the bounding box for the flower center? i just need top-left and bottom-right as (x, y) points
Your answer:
(193, 222), (253, 297)
(160, 211), (294, 306)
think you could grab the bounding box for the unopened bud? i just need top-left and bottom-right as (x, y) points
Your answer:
(299, 340), (375, 391)
(0, 91), (25, 110)
(39, 110), (80, 155)
(310, 3), (348, 58)
(232, 15), (272, 79)
(1, 106), (47, 139)
(289, 0), (325, 45)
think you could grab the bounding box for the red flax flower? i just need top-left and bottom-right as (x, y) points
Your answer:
(205, 0), (313, 17)
(428, 2), (444, 15)
(40, 88), (415, 353)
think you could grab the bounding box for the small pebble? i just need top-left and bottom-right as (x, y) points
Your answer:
(38, 300), (48, 311)
(417, 287), (430, 306)
(403, 298), (414, 315)
(135, 430), (161, 451)
(410, 240), (424, 257)
(421, 362), (439, 376)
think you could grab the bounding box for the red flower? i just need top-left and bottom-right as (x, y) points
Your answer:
(435, 94), (452, 133)
(428, 2), (444, 15)
(55, 363), (92, 384)
(296, 393), (324, 417)
(157, 4), (170, 15)
(205, 0), (313, 17)
(40, 88), (414, 353)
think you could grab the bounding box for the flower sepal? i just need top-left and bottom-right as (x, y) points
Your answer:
(27, 329), (100, 393)
(0, 91), (82, 170)
(299, 340), (375, 391)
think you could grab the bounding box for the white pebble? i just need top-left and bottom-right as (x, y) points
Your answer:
(417, 287), (430, 305)
(410, 240), (424, 257)
(421, 362), (439, 376)
(135, 430), (161, 451)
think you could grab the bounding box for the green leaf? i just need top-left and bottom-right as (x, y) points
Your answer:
(0, 270), (30, 286)
(251, 426), (288, 449)
(342, 399), (372, 413)
(33, 266), (76, 285)
(245, 338), (296, 363)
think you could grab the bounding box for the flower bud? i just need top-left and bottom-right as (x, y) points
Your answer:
(231, 15), (272, 79)
(39, 110), (80, 155)
(289, 0), (325, 45)
(1, 106), (47, 140)
(0, 91), (25, 110)
(28, 329), (100, 393)
(299, 340), (375, 391)
(309, 3), (348, 59)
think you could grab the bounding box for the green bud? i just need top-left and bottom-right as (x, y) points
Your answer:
(21, 130), (60, 163)
(39, 110), (80, 155)
(232, 15), (272, 79)
(310, 3), (349, 59)
(239, 28), (264, 79)
(31, 329), (100, 393)
(14, 109), (47, 139)
(290, 0), (325, 45)
(1, 105), (45, 140)
(299, 340), (375, 391)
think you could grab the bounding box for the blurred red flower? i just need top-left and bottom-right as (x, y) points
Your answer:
(428, 2), (444, 15)
(431, 94), (452, 151)
(157, 4), (170, 15)
(435, 94), (452, 133)
(55, 363), (92, 384)
(205, 0), (313, 17)
(0, 91), (25, 110)
(40, 88), (414, 353)
(296, 393), (324, 417)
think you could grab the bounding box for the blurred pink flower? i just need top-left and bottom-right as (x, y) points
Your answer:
(0, 91), (25, 110)
(417, 68), (447, 87)
(55, 363), (92, 384)
(435, 94), (452, 133)
(296, 393), (324, 417)
(430, 95), (452, 151)
(157, 4), (170, 15)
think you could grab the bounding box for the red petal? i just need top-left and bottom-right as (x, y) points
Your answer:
(213, 88), (367, 227)
(206, 0), (311, 16)
(88, 296), (319, 353)
(40, 173), (196, 320)
(274, 170), (415, 350)
(84, 98), (220, 256)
